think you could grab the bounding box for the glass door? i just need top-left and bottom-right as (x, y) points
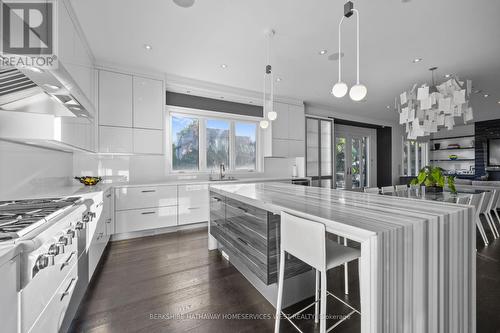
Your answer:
(306, 117), (333, 188)
(335, 134), (369, 189)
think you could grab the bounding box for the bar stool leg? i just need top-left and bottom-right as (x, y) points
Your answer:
(476, 218), (489, 246)
(274, 250), (286, 333)
(344, 238), (349, 295)
(487, 212), (499, 238)
(320, 270), (327, 333)
(315, 269), (320, 324)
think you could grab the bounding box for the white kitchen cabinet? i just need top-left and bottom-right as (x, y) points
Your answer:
(98, 71), (133, 127)
(115, 206), (177, 234)
(89, 189), (112, 280)
(133, 128), (163, 154)
(115, 185), (177, 211)
(178, 184), (209, 225)
(133, 76), (164, 130)
(99, 126), (133, 153)
(104, 189), (114, 235)
(272, 139), (289, 157)
(288, 140), (305, 158)
(288, 105), (305, 141)
(0, 255), (18, 333)
(271, 102), (289, 140)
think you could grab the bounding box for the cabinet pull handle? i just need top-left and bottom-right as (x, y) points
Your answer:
(212, 197), (221, 202)
(188, 207), (201, 210)
(237, 206), (248, 213)
(60, 251), (76, 271)
(106, 193), (111, 198)
(60, 277), (77, 301)
(141, 211), (155, 215)
(106, 218), (112, 223)
(141, 190), (156, 193)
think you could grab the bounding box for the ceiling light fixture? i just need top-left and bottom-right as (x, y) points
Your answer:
(484, 94), (489, 98)
(497, 100), (500, 104)
(331, 1), (367, 101)
(276, 77), (282, 82)
(412, 58), (423, 63)
(220, 64), (227, 69)
(444, 73), (452, 78)
(397, 67), (474, 139)
(144, 44), (152, 50)
(260, 29), (278, 128)
(319, 49), (327, 55)
(173, 0), (195, 8)
(386, 105), (391, 109)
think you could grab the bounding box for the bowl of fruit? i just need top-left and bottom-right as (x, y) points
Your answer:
(448, 155), (458, 161)
(74, 176), (102, 186)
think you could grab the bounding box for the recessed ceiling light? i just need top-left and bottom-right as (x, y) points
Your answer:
(444, 74), (452, 78)
(412, 58), (423, 63)
(220, 64), (227, 69)
(497, 101), (500, 104)
(173, 0), (195, 8)
(484, 94), (489, 98)
(43, 84), (60, 90)
(386, 105), (391, 109)
(319, 49), (327, 55)
(144, 44), (152, 50)
(276, 77), (282, 82)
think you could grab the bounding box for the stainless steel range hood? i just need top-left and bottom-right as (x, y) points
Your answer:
(0, 63), (95, 119)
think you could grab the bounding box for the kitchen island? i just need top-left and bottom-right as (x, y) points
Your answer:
(208, 183), (475, 333)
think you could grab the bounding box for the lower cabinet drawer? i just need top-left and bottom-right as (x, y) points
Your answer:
(178, 184), (209, 225)
(29, 263), (78, 333)
(178, 205), (209, 225)
(115, 185), (177, 211)
(115, 206), (177, 234)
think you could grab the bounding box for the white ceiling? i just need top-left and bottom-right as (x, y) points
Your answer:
(70, 0), (500, 123)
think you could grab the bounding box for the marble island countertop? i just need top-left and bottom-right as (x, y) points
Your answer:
(209, 182), (475, 333)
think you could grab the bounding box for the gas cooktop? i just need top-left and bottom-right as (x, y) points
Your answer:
(0, 197), (81, 241)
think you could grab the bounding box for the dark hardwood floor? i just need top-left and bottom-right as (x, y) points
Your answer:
(71, 226), (499, 333)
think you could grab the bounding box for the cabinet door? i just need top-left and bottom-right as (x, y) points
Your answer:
(288, 140), (305, 158)
(288, 105), (305, 141)
(178, 184), (209, 225)
(271, 102), (289, 139)
(272, 139), (289, 157)
(133, 77), (163, 129)
(99, 71), (133, 127)
(0, 257), (18, 333)
(99, 126), (133, 153)
(133, 128), (163, 154)
(104, 189), (114, 235)
(115, 207), (177, 234)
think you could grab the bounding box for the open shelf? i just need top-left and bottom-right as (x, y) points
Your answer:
(430, 159), (475, 162)
(430, 135), (475, 141)
(430, 146), (474, 151)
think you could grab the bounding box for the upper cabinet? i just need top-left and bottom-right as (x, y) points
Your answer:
(99, 71), (133, 127)
(266, 102), (305, 158)
(98, 70), (164, 154)
(133, 76), (164, 130)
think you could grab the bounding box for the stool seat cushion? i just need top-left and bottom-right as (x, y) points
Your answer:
(326, 239), (361, 270)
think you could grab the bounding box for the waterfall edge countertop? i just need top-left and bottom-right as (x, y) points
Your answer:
(209, 182), (476, 333)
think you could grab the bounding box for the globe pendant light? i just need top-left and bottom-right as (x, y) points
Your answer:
(331, 15), (347, 98)
(259, 119), (269, 129)
(333, 2), (367, 102)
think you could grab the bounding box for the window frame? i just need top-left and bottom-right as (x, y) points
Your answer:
(167, 105), (262, 174)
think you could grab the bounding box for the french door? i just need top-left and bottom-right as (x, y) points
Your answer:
(306, 117), (333, 188)
(335, 134), (369, 189)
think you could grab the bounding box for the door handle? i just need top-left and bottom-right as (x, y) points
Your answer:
(141, 211), (155, 215)
(60, 251), (75, 271)
(60, 277), (77, 301)
(141, 190), (156, 193)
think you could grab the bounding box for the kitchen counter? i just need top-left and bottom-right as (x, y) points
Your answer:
(209, 182), (475, 333)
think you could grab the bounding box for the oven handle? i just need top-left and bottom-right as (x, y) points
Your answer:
(60, 251), (76, 271)
(60, 277), (78, 301)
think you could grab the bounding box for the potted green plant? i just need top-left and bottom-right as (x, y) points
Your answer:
(410, 166), (457, 193)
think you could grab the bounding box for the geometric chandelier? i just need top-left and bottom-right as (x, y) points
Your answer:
(398, 67), (473, 139)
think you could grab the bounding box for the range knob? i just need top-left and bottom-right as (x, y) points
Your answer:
(90, 212), (96, 221)
(35, 254), (49, 270)
(82, 213), (90, 223)
(56, 242), (65, 254)
(46, 254), (55, 266)
(48, 243), (59, 256)
(75, 221), (85, 230)
(58, 235), (68, 246)
(66, 230), (75, 245)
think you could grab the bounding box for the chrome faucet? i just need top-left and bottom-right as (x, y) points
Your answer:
(219, 163), (225, 180)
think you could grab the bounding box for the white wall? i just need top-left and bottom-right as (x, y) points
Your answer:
(0, 141), (73, 200)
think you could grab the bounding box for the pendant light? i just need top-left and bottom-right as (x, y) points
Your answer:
(332, 2), (367, 102)
(260, 29), (277, 129)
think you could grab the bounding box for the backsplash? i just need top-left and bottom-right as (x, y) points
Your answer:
(0, 141), (73, 200)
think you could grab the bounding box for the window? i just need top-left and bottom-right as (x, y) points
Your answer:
(169, 112), (259, 172)
(171, 115), (200, 171)
(235, 122), (257, 170)
(402, 138), (428, 176)
(206, 119), (229, 169)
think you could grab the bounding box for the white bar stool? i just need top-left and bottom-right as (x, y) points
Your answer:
(275, 212), (361, 333)
(381, 185), (395, 193)
(469, 192), (489, 246)
(363, 187), (380, 194)
(394, 184), (408, 191)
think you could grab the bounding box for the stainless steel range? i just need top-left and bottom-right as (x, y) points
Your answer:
(0, 196), (100, 333)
